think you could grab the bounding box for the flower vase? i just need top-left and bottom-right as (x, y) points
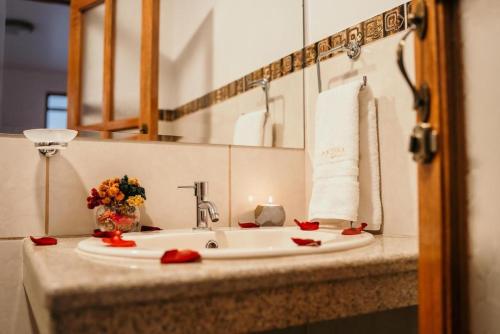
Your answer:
(96, 204), (140, 233)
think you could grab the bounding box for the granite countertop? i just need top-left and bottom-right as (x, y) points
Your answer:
(23, 234), (418, 334)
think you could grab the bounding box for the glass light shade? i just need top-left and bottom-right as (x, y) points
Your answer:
(23, 129), (78, 156)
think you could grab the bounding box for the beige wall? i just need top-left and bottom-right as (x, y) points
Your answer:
(303, 1), (418, 236)
(460, 1), (500, 333)
(0, 135), (305, 333)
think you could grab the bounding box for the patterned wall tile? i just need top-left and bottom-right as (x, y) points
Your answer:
(282, 54), (293, 75)
(251, 68), (263, 81)
(262, 65), (271, 80)
(293, 50), (304, 71)
(270, 60), (282, 80)
(364, 14), (384, 43)
(383, 4), (406, 36)
(347, 23), (364, 45)
(236, 77), (246, 94)
(305, 43), (318, 66)
(317, 37), (332, 60)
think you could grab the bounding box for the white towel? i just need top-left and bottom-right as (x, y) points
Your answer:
(233, 110), (267, 146)
(309, 80), (362, 222)
(308, 80), (382, 231)
(358, 94), (382, 231)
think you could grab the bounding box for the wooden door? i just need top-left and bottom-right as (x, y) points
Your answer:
(412, 1), (468, 333)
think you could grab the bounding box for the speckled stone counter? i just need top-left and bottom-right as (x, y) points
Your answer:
(23, 235), (418, 334)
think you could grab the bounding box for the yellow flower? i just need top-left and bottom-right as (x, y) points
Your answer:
(107, 186), (120, 197)
(98, 184), (108, 192)
(116, 192), (125, 201)
(126, 195), (144, 207)
(98, 191), (106, 198)
(128, 178), (139, 186)
(102, 197), (111, 205)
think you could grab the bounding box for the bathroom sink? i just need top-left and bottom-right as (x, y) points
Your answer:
(77, 227), (374, 260)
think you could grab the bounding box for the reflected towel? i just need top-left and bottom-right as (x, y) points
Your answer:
(309, 80), (362, 222)
(233, 109), (267, 146)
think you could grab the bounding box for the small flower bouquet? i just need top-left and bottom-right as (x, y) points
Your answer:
(87, 175), (146, 232)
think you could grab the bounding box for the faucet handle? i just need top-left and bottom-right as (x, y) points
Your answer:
(177, 181), (208, 199)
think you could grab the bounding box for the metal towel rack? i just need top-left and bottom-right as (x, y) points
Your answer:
(316, 39), (365, 93)
(247, 78), (270, 115)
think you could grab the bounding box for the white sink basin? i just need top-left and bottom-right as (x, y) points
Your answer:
(77, 227), (374, 260)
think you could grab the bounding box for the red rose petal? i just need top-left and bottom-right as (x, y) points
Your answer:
(294, 219), (320, 231)
(160, 249), (201, 264)
(342, 223), (368, 235)
(30, 236), (57, 246)
(141, 225), (163, 232)
(238, 222), (260, 228)
(291, 237), (322, 247)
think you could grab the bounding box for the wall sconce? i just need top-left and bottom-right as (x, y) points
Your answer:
(23, 129), (78, 157)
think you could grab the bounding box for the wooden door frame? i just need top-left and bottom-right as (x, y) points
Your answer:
(415, 1), (468, 333)
(67, 0), (158, 138)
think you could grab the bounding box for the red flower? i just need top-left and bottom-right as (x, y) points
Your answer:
(30, 236), (57, 246)
(86, 188), (102, 209)
(291, 237), (321, 246)
(342, 223), (368, 235)
(160, 249), (201, 264)
(294, 219), (320, 231)
(238, 222), (260, 228)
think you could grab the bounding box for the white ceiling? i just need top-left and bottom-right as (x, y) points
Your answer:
(4, 0), (69, 72)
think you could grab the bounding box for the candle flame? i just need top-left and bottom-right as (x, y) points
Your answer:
(268, 196), (273, 204)
(247, 195), (254, 203)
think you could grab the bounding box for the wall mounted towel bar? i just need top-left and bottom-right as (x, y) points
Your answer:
(248, 78), (270, 115)
(316, 39), (362, 93)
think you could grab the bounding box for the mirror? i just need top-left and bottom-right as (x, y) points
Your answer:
(0, 0), (305, 149)
(157, 0), (304, 148)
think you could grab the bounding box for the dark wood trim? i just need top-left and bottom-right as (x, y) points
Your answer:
(139, 0), (159, 140)
(416, 1), (468, 334)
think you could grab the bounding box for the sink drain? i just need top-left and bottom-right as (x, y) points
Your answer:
(205, 240), (219, 249)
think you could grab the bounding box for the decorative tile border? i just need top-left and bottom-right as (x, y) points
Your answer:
(161, 2), (409, 122)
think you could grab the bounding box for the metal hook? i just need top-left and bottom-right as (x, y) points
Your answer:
(396, 2), (430, 122)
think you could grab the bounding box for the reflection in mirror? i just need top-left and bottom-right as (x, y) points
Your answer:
(81, 3), (105, 126)
(158, 0), (305, 148)
(0, 0), (69, 133)
(0, 0), (305, 149)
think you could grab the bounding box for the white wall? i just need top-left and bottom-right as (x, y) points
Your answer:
(0, 67), (66, 132)
(460, 1), (500, 333)
(157, 0), (304, 149)
(159, 0), (303, 108)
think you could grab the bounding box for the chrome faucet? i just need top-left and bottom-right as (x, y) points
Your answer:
(178, 181), (219, 230)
